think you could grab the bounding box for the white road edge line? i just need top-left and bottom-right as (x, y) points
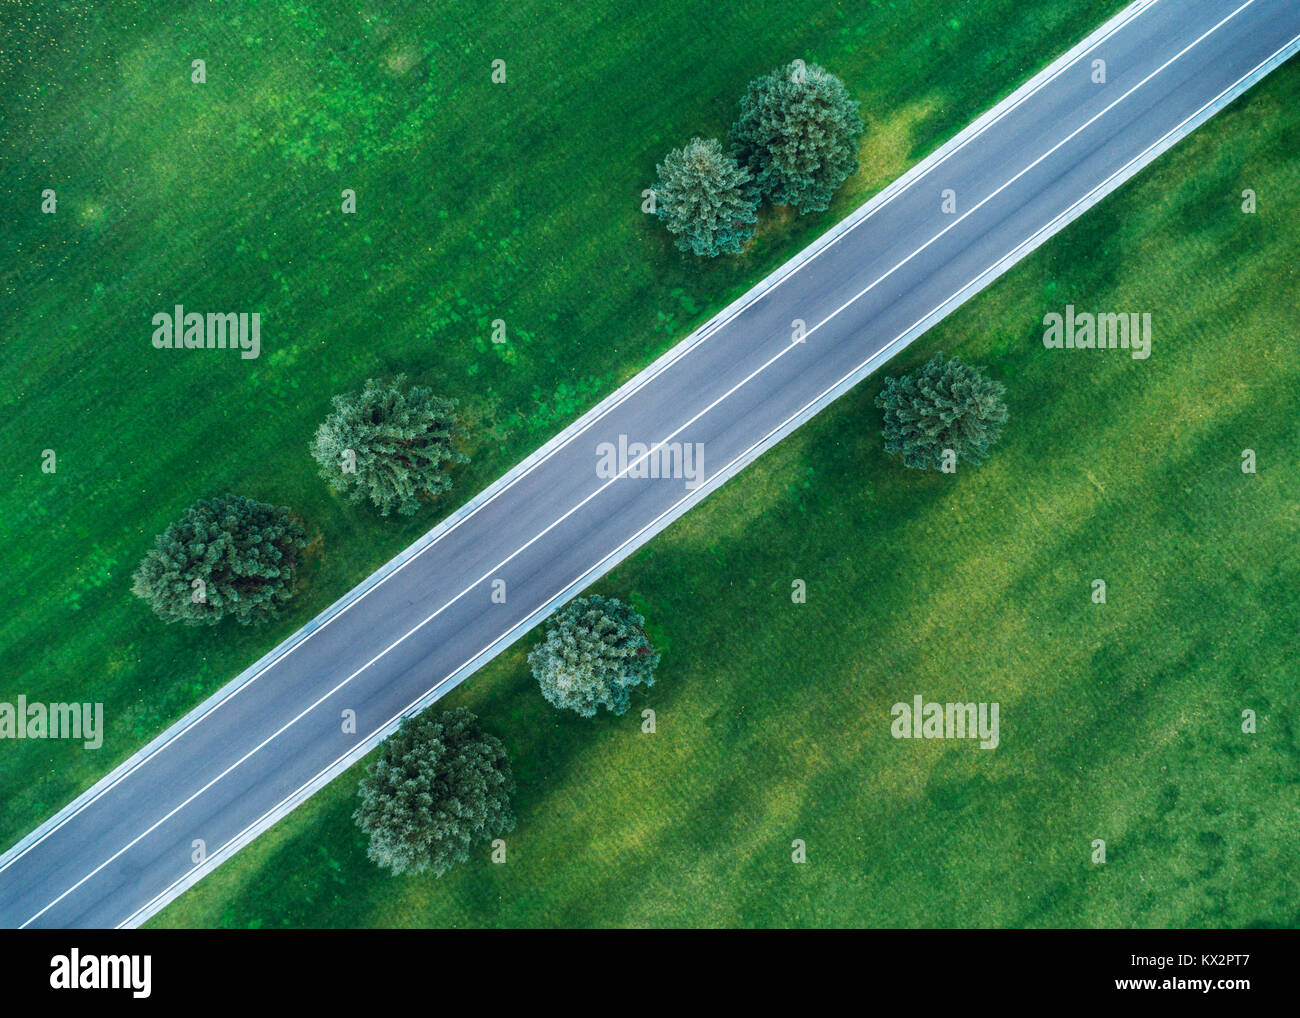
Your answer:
(39, 11), (1295, 930)
(0, 0), (1163, 878)
(120, 25), (1296, 928)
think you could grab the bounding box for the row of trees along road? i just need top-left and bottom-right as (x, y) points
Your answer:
(651, 60), (864, 257)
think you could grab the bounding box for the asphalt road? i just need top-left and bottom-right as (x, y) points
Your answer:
(3, 0), (1298, 928)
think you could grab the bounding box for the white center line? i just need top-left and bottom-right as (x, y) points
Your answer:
(0, 0), (1164, 877)
(19, 0), (1278, 927)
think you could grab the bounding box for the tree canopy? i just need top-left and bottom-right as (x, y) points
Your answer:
(131, 494), (307, 626)
(311, 375), (467, 517)
(529, 595), (659, 717)
(874, 353), (1008, 470)
(730, 62), (864, 215)
(354, 707), (515, 877)
(653, 136), (760, 257)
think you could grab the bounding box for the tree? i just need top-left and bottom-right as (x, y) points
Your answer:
(311, 375), (467, 517)
(529, 595), (659, 717)
(652, 137), (760, 257)
(353, 707), (515, 877)
(730, 61), (864, 215)
(874, 353), (1008, 470)
(131, 494), (307, 625)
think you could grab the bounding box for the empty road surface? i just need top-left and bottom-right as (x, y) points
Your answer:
(3, 0), (1298, 927)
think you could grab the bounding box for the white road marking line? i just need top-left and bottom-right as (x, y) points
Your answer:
(0, 0), (1161, 877)
(802, 0), (1259, 342)
(70, 12), (1300, 932)
(25, 335), (811, 928)
(122, 25), (1294, 924)
(21, 3), (1286, 926)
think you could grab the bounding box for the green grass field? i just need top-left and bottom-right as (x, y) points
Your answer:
(0, 1), (1126, 849)
(152, 59), (1300, 929)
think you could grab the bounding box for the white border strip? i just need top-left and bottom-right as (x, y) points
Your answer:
(113, 25), (1300, 930)
(0, 0), (1164, 881)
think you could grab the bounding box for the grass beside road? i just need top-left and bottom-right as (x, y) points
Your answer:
(0, 0), (1126, 849)
(154, 59), (1300, 929)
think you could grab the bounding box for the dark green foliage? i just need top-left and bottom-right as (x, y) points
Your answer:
(529, 594), (659, 717)
(875, 353), (1008, 470)
(353, 708), (515, 877)
(311, 375), (467, 517)
(131, 494), (307, 626)
(653, 136), (760, 257)
(730, 61), (864, 215)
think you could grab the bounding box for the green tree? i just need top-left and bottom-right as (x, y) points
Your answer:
(652, 136), (760, 257)
(874, 353), (1008, 470)
(730, 61), (863, 215)
(354, 708), (515, 877)
(131, 494), (307, 626)
(311, 375), (467, 517)
(529, 594), (659, 717)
